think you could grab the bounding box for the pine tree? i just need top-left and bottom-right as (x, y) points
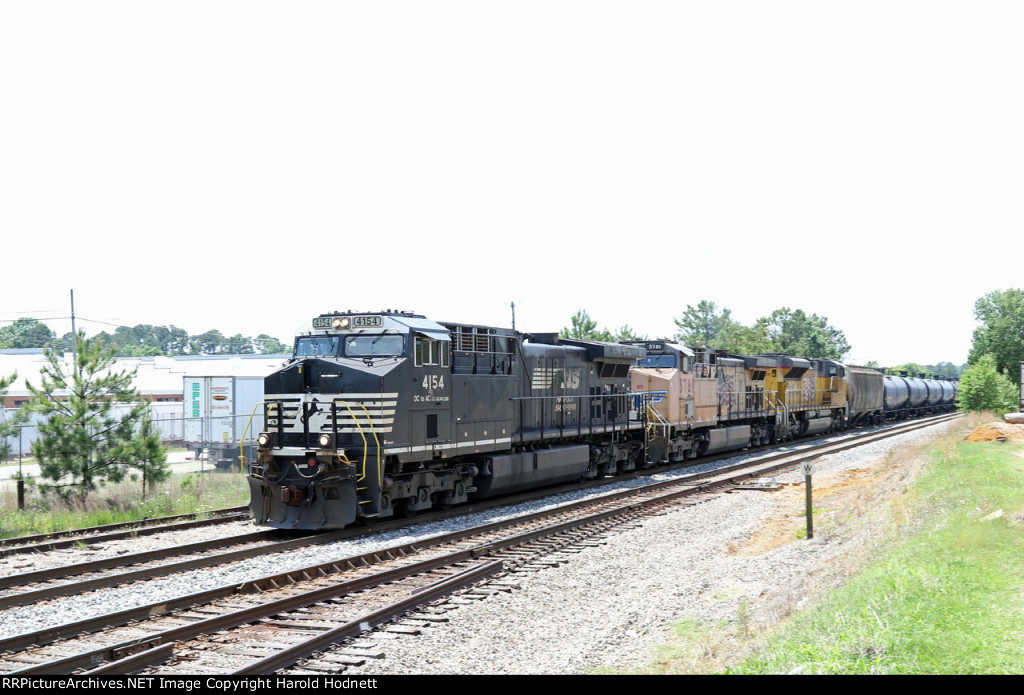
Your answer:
(130, 410), (170, 498)
(673, 300), (732, 346)
(559, 310), (613, 341)
(26, 333), (161, 502)
(0, 372), (22, 459)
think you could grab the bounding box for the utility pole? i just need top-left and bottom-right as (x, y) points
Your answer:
(69, 289), (81, 379)
(70, 289), (77, 359)
(17, 426), (24, 511)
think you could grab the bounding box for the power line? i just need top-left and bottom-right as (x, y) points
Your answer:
(0, 316), (70, 324)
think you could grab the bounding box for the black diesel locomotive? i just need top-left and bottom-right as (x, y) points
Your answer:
(248, 311), (645, 529)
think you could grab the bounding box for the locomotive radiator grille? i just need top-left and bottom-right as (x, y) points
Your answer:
(266, 399), (301, 430)
(265, 394), (397, 435)
(325, 395), (398, 434)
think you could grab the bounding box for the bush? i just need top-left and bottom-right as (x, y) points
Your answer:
(958, 355), (1017, 414)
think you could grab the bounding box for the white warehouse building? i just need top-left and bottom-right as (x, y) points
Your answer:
(0, 350), (288, 451)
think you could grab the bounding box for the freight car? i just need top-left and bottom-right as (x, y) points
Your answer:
(248, 311), (957, 530)
(882, 373), (958, 419)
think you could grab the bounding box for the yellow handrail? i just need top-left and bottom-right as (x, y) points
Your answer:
(238, 401), (277, 475)
(645, 400), (670, 441)
(333, 399), (383, 488)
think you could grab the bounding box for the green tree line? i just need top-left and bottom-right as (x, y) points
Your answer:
(0, 318), (289, 356)
(562, 303), (977, 381)
(672, 301), (851, 360)
(562, 302), (855, 361)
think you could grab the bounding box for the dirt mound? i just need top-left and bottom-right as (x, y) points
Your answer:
(965, 421), (1024, 442)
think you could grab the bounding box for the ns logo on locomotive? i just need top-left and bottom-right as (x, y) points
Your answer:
(247, 310), (958, 531)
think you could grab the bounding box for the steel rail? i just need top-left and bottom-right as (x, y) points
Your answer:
(10, 551), (509, 675)
(4, 478), (717, 674)
(98, 484), (705, 674)
(6, 464), (806, 675)
(0, 508), (250, 558)
(0, 506), (248, 548)
(0, 529), (356, 610)
(231, 561), (505, 676)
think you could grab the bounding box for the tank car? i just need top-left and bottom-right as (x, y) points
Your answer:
(247, 311), (647, 530)
(882, 374), (910, 414)
(882, 373), (958, 419)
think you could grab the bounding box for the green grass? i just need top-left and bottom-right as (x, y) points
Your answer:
(727, 440), (1024, 674)
(0, 470), (250, 539)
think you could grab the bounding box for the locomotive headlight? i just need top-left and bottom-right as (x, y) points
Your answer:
(257, 432), (271, 447)
(319, 433), (334, 448)
(332, 317), (350, 329)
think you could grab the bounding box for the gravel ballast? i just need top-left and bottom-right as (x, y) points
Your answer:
(0, 420), (960, 674)
(340, 421), (959, 675)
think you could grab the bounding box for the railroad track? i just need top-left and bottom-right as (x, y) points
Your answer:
(0, 528), (356, 610)
(0, 413), (960, 675)
(0, 507), (250, 557)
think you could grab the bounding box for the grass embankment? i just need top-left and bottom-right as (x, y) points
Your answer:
(647, 424), (1024, 674)
(0, 472), (250, 539)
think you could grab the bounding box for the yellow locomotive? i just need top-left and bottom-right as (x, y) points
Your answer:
(627, 341), (884, 463)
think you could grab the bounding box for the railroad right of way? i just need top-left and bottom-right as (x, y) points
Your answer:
(0, 415), (960, 674)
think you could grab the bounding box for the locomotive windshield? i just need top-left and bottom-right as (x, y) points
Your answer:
(293, 334), (405, 358)
(343, 335), (405, 357)
(295, 336), (338, 357)
(637, 354), (677, 368)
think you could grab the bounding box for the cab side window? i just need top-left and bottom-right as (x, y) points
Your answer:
(415, 335), (449, 368)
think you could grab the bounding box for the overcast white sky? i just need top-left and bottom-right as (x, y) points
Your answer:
(2, 2), (1020, 367)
